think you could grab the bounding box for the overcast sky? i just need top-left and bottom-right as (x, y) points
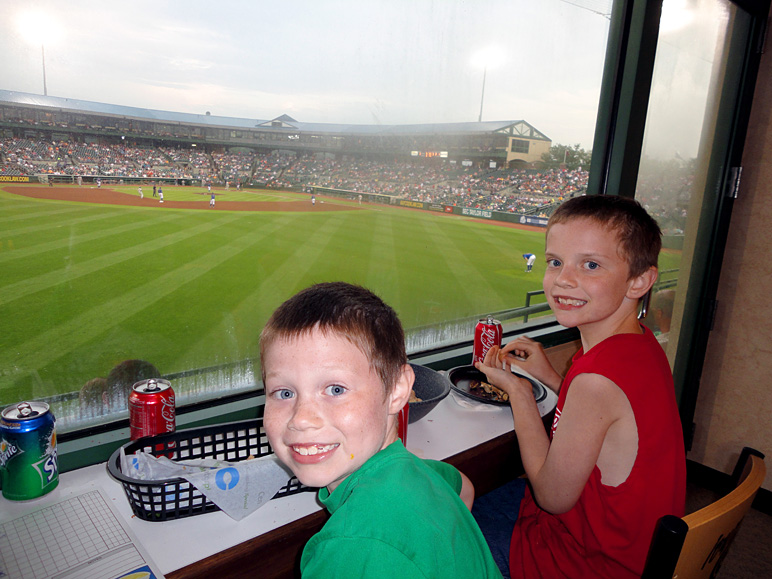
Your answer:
(2, 1), (615, 148)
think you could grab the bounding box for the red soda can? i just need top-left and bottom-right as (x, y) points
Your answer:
(473, 316), (502, 365)
(129, 378), (176, 440)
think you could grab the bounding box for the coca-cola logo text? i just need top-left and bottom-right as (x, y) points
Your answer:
(479, 327), (497, 354)
(161, 395), (176, 432)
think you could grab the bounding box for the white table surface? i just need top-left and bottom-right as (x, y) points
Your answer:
(0, 393), (514, 575)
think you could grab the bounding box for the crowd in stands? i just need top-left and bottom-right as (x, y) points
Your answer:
(285, 159), (585, 215)
(0, 136), (587, 215)
(211, 151), (257, 182)
(1, 136), (622, 218)
(636, 172), (693, 236)
(0, 137), (279, 182)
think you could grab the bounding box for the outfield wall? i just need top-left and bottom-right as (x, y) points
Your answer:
(311, 186), (686, 242)
(312, 186), (550, 228)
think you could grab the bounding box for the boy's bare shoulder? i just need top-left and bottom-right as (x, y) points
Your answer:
(566, 372), (631, 411)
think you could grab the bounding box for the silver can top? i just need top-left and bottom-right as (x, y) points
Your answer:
(132, 378), (172, 394)
(2, 401), (51, 421)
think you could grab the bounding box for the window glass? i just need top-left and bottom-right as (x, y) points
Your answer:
(635, 0), (737, 374)
(511, 140), (530, 154)
(0, 0), (612, 433)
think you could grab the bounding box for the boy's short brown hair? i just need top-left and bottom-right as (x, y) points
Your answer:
(259, 282), (407, 396)
(548, 194), (662, 278)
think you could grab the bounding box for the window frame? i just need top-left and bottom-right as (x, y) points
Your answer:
(586, 0), (770, 449)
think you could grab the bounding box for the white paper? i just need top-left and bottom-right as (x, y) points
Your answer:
(121, 451), (294, 521)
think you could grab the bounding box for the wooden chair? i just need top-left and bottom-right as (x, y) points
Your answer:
(642, 447), (766, 579)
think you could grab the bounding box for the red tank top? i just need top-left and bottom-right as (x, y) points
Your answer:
(510, 327), (686, 578)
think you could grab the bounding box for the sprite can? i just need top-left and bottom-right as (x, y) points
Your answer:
(0, 401), (59, 501)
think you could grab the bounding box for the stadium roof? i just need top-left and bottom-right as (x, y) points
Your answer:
(0, 89), (551, 141)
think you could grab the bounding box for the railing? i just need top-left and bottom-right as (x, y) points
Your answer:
(655, 268), (679, 290)
(405, 297), (552, 354)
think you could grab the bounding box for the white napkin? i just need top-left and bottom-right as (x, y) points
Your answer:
(120, 449), (294, 521)
(450, 390), (503, 411)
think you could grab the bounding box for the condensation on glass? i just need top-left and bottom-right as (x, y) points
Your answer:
(0, 1), (613, 433)
(636, 0), (736, 367)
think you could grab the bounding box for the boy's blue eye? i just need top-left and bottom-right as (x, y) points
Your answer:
(325, 384), (346, 396)
(585, 261), (599, 270)
(271, 389), (294, 400)
(547, 258), (561, 267)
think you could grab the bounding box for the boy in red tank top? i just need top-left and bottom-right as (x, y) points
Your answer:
(475, 195), (686, 578)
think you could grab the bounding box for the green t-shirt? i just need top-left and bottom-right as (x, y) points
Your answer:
(300, 440), (502, 578)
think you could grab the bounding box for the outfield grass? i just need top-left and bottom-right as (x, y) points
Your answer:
(128, 185), (323, 203)
(0, 184), (681, 406)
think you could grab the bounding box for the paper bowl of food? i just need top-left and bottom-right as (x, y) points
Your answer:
(408, 363), (451, 423)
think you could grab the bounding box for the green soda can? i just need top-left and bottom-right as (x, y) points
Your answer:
(0, 401), (59, 501)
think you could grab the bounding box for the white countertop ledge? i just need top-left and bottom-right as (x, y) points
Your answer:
(0, 394), (514, 575)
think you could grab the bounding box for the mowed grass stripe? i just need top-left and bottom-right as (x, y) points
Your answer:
(366, 212), (400, 298)
(2, 214), (300, 379)
(378, 211), (546, 323)
(180, 212), (350, 367)
(0, 212), (242, 306)
(421, 219), (502, 311)
(0, 200), (98, 226)
(0, 210), (185, 265)
(1, 206), (143, 238)
(435, 219), (546, 295)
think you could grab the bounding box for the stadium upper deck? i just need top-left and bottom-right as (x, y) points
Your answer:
(0, 90), (551, 167)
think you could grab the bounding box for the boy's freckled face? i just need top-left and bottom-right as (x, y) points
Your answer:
(263, 328), (395, 493)
(544, 218), (637, 335)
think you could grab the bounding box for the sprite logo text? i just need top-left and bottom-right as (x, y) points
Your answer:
(0, 439), (20, 468)
(33, 447), (58, 486)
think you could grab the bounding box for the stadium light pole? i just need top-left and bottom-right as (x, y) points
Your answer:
(41, 43), (48, 96)
(478, 66), (487, 123)
(471, 48), (503, 123)
(17, 10), (59, 97)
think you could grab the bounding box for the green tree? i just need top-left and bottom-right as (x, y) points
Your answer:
(541, 144), (591, 171)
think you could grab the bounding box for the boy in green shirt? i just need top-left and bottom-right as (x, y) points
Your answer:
(261, 282), (502, 578)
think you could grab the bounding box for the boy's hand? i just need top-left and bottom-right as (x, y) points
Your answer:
(474, 346), (538, 408)
(499, 336), (563, 392)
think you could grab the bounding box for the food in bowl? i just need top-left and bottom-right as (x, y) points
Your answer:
(407, 364), (451, 423)
(469, 379), (509, 403)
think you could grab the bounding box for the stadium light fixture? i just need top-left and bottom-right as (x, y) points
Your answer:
(471, 48), (504, 123)
(17, 10), (61, 96)
(659, 0), (695, 34)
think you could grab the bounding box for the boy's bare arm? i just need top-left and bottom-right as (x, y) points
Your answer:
(477, 350), (626, 515)
(522, 373), (625, 513)
(459, 471), (475, 511)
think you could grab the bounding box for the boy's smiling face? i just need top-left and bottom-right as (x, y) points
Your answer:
(544, 217), (654, 348)
(263, 326), (410, 492)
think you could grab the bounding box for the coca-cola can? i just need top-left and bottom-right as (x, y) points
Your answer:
(473, 316), (503, 365)
(129, 378), (176, 440)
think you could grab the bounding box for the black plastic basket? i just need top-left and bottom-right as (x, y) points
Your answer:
(107, 418), (309, 522)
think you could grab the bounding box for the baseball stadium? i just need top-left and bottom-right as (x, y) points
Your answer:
(0, 90), (682, 434)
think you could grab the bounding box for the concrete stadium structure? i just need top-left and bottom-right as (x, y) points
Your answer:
(0, 89), (551, 169)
